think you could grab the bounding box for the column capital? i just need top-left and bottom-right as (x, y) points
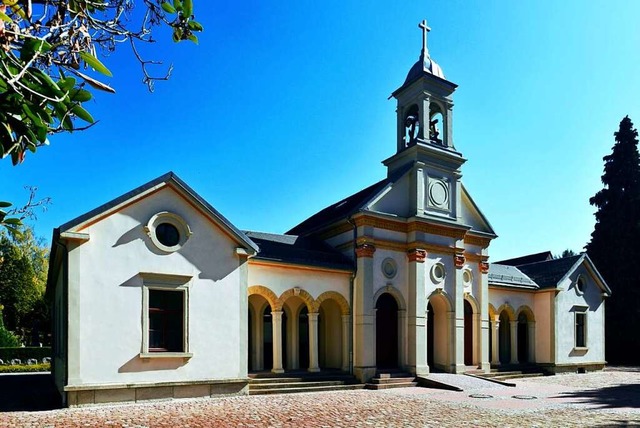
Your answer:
(308, 312), (319, 321)
(407, 248), (427, 263)
(454, 253), (466, 268)
(355, 243), (376, 258)
(479, 261), (489, 274)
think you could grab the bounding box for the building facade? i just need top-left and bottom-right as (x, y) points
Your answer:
(47, 22), (610, 407)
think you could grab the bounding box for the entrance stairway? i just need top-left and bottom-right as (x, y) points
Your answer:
(473, 364), (547, 382)
(365, 369), (418, 390)
(248, 371), (365, 395)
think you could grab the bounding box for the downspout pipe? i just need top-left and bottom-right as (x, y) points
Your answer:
(347, 216), (357, 375)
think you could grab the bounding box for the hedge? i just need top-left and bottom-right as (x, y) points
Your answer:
(0, 363), (50, 373)
(0, 347), (51, 362)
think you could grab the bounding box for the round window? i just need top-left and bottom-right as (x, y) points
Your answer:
(431, 263), (446, 284)
(145, 212), (192, 253)
(576, 277), (586, 294)
(382, 258), (398, 279)
(156, 223), (180, 247)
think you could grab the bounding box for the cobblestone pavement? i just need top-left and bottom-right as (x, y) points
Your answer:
(2, 371), (640, 427)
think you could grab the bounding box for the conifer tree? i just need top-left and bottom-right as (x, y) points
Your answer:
(586, 115), (640, 363)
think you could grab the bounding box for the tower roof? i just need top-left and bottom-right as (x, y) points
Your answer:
(404, 19), (445, 84)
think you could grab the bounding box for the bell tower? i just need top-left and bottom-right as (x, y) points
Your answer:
(383, 20), (466, 222)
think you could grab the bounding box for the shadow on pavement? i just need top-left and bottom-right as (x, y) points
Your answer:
(556, 383), (640, 410)
(0, 373), (61, 412)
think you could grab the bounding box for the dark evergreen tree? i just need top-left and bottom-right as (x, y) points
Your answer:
(586, 116), (640, 363)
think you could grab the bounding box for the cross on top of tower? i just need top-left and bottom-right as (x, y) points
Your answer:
(419, 19), (431, 56)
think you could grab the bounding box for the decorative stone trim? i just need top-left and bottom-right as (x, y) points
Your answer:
(355, 244), (376, 258)
(407, 248), (427, 263)
(315, 291), (350, 315)
(464, 234), (492, 248)
(248, 285), (279, 311)
(454, 254), (466, 268)
(408, 222), (467, 239)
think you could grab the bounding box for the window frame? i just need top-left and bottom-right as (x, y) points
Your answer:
(140, 272), (193, 359)
(574, 310), (588, 350)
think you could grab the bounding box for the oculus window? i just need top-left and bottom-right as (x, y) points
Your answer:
(145, 211), (192, 253)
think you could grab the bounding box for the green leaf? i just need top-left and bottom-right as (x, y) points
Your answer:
(183, 0), (193, 17)
(3, 218), (22, 225)
(21, 104), (44, 128)
(172, 28), (183, 43)
(173, 0), (182, 12)
(0, 202), (12, 208)
(58, 77), (77, 92)
(0, 11), (12, 23)
(71, 104), (94, 123)
(188, 20), (203, 32)
(187, 34), (198, 45)
(73, 70), (116, 93)
(161, 1), (176, 14)
(78, 52), (113, 77)
(70, 89), (92, 102)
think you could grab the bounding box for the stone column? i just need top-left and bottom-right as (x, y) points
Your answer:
(479, 261), (491, 373)
(308, 312), (320, 372)
(491, 317), (499, 366)
(353, 243), (376, 383)
(252, 309), (263, 371)
(407, 248), (428, 376)
(452, 251), (466, 373)
(290, 313), (298, 370)
(528, 321), (536, 363)
(510, 320), (519, 364)
(419, 96), (430, 141)
(271, 311), (284, 373)
(341, 314), (350, 372)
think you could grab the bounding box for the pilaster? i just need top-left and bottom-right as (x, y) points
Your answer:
(479, 260), (490, 372)
(407, 248), (428, 376)
(353, 243), (376, 383)
(491, 317), (499, 366)
(528, 321), (536, 363)
(341, 314), (350, 372)
(452, 249), (465, 373)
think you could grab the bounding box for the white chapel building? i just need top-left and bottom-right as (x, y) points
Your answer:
(47, 21), (610, 407)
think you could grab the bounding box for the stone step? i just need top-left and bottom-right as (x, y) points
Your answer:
(375, 371), (414, 379)
(492, 372), (545, 380)
(365, 381), (418, 390)
(249, 380), (353, 390)
(249, 383), (366, 395)
(249, 376), (356, 384)
(370, 377), (417, 385)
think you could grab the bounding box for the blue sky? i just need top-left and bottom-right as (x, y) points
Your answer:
(3, 1), (640, 261)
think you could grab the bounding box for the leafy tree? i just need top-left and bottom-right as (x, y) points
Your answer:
(0, 0), (202, 228)
(586, 115), (640, 364)
(0, 305), (19, 347)
(0, 224), (49, 343)
(553, 249), (577, 259)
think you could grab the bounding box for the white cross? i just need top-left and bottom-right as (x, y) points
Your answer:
(419, 19), (431, 54)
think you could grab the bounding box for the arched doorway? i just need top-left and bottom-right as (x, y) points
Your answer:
(464, 300), (473, 366)
(318, 299), (342, 369)
(498, 311), (511, 364)
(517, 313), (529, 363)
(376, 293), (398, 368)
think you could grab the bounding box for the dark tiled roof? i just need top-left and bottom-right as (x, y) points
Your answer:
(488, 264), (538, 289)
(495, 251), (553, 266)
(245, 231), (354, 272)
(515, 255), (582, 288)
(287, 178), (390, 236)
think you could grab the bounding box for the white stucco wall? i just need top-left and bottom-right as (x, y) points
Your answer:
(67, 187), (248, 387)
(554, 264), (607, 365)
(248, 263), (351, 303)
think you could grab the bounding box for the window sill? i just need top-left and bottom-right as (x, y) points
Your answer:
(140, 352), (193, 360)
(571, 347), (588, 355)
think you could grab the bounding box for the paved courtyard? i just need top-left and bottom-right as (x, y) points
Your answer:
(2, 369), (640, 427)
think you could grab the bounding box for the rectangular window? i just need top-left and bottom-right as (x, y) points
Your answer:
(140, 272), (192, 358)
(575, 312), (587, 348)
(149, 289), (184, 352)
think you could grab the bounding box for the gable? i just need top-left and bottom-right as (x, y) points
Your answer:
(57, 172), (257, 254)
(460, 184), (496, 236)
